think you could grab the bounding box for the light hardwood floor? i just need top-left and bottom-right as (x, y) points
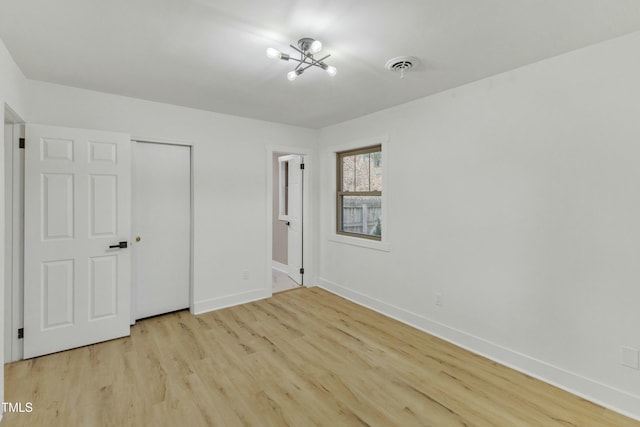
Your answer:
(3, 287), (639, 426)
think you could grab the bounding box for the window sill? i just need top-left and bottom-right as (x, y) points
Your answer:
(328, 234), (391, 252)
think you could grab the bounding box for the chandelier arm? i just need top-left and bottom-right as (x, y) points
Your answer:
(301, 61), (331, 72)
(288, 44), (331, 65)
(294, 54), (331, 72)
(295, 49), (313, 70)
(301, 58), (325, 71)
(287, 57), (316, 68)
(295, 58), (315, 68)
(316, 54), (331, 62)
(279, 39), (335, 78)
(310, 54), (331, 67)
(289, 44), (305, 55)
(295, 46), (306, 71)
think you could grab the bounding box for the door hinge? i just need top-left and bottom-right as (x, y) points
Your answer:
(18, 328), (24, 339)
(300, 268), (304, 275)
(300, 163), (305, 170)
(19, 138), (25, 149)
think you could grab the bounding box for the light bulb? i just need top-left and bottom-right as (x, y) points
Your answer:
(309, 40), (322, 54)
(287, 70), (298, 81)
(326, 65), (337, 77)
(266, 47), (280, 59)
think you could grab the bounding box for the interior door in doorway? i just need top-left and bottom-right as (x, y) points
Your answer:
(133, 142), (190, 320)
(278, 154), (303, 284)
(23, 124), (131, 358)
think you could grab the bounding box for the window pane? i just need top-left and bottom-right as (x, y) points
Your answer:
(284, 161), (289, 215)
(355, 153), (370, 191)
(370, 151), (382, 191)
(342, 155), (355, 192)
(340, 195), (382, 237)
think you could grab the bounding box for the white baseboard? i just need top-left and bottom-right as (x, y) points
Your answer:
(193, 289), (269, 315)
(307, 276), (319, 288)
(318, 277), (640, 422)
(271, 260), (288, 274)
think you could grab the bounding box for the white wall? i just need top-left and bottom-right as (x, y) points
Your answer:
(26, 80), (318, 313)
(5, 27), (640, 421)
(318, 31), (640, 419)
(1, 34), (317, 419)
(0, 121), (4, 420)
(0, 36), (29, 422)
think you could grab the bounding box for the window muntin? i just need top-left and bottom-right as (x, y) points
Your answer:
(337, 145), (382, 240)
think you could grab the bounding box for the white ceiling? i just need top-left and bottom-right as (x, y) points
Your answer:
(2, 0), (640, 129)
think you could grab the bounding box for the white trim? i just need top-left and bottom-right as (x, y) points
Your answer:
(326, 134), (389, 252)
(318, 277), (640, 422)
(193, 289), (269, 315)
(131, 136), (192, 146)
(328, 234), (391, 252)
(265, 145), (315, 294)
(10, 124), (23, 361)
(1, 109), (4, 419)
(271, 260), (288, 274)
(3, 122), (13, 363)
(326, 134), (388, 153)
(4, 116), (24, 363)
(3, 104), (23, 125)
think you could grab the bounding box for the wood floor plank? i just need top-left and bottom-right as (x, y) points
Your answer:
(3, 287), (639, 426)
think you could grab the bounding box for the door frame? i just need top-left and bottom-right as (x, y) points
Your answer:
(276, 154), (303, 284)
(131, 138), (195, 324)
(266, 145), (314, 295)
(4, 132), (195, 358)
(4, 105), (24, 362)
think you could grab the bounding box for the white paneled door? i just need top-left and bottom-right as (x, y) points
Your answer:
(132, 141), (190, 320)
(278, 154), (303, 285)
(23, 124), (131, 358)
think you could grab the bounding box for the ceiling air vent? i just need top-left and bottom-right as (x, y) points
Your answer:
(385, 56), (417, 79)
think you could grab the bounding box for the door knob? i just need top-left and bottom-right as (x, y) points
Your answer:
(109, 241), (128, 249)
(135, 236), (141, 242)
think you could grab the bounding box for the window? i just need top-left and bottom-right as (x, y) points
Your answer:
(337, 145), (382, 240)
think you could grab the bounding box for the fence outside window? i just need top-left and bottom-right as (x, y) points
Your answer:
(336, 145), (382, 240)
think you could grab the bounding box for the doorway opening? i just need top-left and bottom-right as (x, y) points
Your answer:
(271, 152), (302, 293)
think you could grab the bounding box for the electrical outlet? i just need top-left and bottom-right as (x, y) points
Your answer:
(621, 346), (640, 370)
(241, 270), (249, 280)
(435, 293), (443, 307)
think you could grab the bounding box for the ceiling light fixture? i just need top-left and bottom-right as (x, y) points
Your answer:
(266, 37), (337, 81)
